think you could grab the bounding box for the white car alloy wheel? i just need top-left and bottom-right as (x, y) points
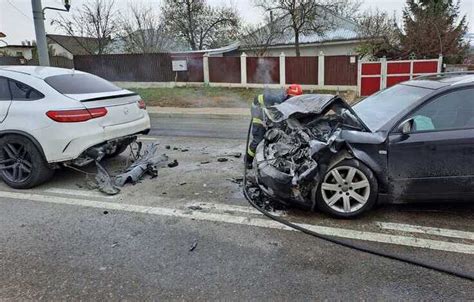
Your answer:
(320, 166), (371, 214)
(0, 142), (34, 183)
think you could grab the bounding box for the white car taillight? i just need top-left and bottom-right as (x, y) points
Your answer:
(137, 99), (147, 110)
(46, 108), (108, 123)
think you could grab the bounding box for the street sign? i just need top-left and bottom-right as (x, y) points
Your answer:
(172, 60), (188, 72)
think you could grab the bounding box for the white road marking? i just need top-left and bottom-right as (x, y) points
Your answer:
(187, 202), (261, 215)
(1, 190), (473, 254)
(44, 188), (117, 199)
(137, 137), (159, 142)
(186, 202), (287, 217)
(376, 222), (474, 241)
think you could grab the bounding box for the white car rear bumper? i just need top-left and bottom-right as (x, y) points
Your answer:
(33, 114), (151, 163)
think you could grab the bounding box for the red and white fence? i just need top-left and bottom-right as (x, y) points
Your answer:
(358, 56), (443, 96)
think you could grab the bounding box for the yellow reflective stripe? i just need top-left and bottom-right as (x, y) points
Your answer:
(252, 118), (263, 125)
(258, 94), (264, 106)
(247, 147), (256, 157)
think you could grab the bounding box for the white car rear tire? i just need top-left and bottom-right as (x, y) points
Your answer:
(0, 135), (54, 189)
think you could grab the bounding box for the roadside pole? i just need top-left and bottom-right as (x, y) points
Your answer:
(31, 0), (50, 66)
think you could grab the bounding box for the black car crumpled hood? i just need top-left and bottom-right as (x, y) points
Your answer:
(264, 94), (353, 123)
(256, 94), (372, 207)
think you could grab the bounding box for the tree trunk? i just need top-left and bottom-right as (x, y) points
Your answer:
(190, 39), (197, 50)
(186, 0), (197, 50)
(294, 31), (301, 57)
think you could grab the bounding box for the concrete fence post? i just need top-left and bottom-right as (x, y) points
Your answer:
(203, 53), (210, 85)
(279, 52), (286, 87)
(380, 56), (387, 90)
(318, 51), (325, 88)
(438, 54), (443, 73)
(357, 58), (362, 97)
(241, 52), (247, 86)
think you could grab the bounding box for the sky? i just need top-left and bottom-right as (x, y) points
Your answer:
(1, 0), (473, 45)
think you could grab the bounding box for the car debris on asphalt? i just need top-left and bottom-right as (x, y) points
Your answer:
(223, 152), (242, 158)
(187, 205), (203, 211)
(114, 143), (169, 186)
(189, 241), (198, 252)
(168, 160), (179, 168)
(227, 177), (244, 185)
(94, 143), (173, 195)
(95, 162), (121, 195)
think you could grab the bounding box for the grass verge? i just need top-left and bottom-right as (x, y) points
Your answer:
(128, 86), (355, 108)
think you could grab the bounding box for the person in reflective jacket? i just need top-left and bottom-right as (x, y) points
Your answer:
(246, 84), (303, 169)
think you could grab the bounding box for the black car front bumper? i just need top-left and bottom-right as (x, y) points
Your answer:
(255, 143), (298, 202)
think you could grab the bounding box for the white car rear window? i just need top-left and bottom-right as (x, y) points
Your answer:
(45, 73), (121, 94)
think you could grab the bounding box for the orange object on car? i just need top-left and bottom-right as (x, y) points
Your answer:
(287, 84), (303, 96)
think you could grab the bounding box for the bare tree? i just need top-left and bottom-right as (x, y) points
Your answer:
(52, 0), (118, 54)
(255, 0), (347, 57)
(356, 9), (401, 58)
(334, 0), (362, 20)
(240, 12), (284, 56)
(162, 0), (240, 50)
(119, 4), (177, 53)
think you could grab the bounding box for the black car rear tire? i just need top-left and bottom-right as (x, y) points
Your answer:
(0, 135), (54, 189)
(315, 159), (378, 218)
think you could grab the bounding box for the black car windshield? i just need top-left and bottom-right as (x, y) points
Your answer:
(45, 73), (122, 94)
(353, 84), (433, 131)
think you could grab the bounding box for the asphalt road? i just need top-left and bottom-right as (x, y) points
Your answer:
(149, 115), (249, 139)
(1, 197), (472, 300)
(1, 116), (473, 300)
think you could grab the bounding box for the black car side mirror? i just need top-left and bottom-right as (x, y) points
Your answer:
(398, 118), (414, 135)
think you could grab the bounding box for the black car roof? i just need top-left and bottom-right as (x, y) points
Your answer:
(402, 73), (474, 90)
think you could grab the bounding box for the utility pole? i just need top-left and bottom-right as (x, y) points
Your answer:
(31, 0), (50, 66)
(31, 0), (70, 66)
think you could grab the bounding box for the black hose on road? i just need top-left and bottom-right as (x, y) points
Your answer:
(242, 118), (474, 281)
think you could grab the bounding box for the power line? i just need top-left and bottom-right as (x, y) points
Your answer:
(5, 0), (34, 24)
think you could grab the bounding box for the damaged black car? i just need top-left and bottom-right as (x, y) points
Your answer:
(255, 73), (474, 218)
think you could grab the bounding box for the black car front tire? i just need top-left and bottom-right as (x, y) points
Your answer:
(315, 159), (378, 218)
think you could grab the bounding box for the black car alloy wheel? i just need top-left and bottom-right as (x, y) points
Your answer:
(315, 159), (378, 218)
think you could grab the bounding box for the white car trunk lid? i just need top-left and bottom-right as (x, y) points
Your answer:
(65, 91), (145, 126)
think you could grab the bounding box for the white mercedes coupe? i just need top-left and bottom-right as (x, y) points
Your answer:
(0, 66), (150, 189)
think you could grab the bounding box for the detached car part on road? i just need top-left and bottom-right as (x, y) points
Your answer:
(256, 73), (474, 218)
(0, 66), (150, 189)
